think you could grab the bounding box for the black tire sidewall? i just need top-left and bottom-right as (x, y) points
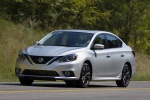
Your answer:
(116, 64), (131, 87)
(77, 63), (91, 88)
(122, 64), (131, 87)
(19, 77), (34, 86)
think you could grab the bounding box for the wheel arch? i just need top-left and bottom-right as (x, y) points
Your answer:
(84, 60), (93, 78)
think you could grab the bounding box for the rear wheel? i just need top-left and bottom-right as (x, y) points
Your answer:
(76, 63), (91, 88)
(19, 77), (34, 86)
(116, 64), (131, 87)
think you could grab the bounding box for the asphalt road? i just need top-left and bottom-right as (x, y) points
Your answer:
(0, 81), (150, 100)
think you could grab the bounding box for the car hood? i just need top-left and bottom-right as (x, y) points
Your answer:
(24, 45), (86, 56)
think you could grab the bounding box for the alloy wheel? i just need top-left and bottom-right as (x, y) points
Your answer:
(116, 64), (131, 87)
(76, 63), (91, 88)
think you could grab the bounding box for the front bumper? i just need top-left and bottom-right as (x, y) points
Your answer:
(15, 58), (82, 80)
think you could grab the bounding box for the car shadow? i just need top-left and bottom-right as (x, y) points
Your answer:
(0, 82), (117, 88)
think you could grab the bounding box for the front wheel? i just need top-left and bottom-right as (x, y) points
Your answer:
(116, 64), (131, 87)
(19, 77), (34, 86)
(76, 63), (91, 88)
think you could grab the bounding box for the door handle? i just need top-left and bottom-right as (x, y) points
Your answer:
(121, 54), (124, 57)
(106, 55), (110, 58)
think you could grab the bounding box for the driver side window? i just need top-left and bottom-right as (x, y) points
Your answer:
(94, 34), (106, 49)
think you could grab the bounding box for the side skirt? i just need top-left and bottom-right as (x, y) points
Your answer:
(92, 74), (122, 81)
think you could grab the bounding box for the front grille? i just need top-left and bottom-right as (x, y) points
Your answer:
(22, 70), (59, 76)
(30, 55), (53, 64)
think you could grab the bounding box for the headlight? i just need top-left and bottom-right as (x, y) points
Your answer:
(57, 54), (77, 63)
(18, 52), (26, 61)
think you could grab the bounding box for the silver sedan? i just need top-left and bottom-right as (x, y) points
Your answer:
(15, 30), (136, 88)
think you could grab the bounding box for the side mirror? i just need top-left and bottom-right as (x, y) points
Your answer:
(94, 44), (104, 50)
(33, 41), (39, 45)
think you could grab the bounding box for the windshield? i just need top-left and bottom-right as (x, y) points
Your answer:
(39, 31), (94, 47)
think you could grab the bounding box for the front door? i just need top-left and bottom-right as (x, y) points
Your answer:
(92, 34), (112, 77)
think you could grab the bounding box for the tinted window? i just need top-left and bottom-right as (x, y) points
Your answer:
(106, 35), (119, 48)
(94, 34), (106, 48)
(43, 33), (58, 45)
(118, 39), (122, 47)
(40, 31), (94, 47)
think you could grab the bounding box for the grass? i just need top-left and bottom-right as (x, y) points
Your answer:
(132, 53), (150, 81)
(0, 18), (150, 81)
(0, 18), (47, 81)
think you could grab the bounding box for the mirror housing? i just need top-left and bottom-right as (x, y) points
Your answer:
(33, 41), (39, 45)
(94, 44), (104, 50)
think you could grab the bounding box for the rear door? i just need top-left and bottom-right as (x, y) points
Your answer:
(105, 34), (125, 77)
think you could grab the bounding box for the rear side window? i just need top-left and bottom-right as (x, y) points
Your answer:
(106, 35), (120, 48)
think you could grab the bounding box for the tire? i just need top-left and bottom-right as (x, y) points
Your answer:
(64, 80), (75, 86)
(19, 77), (34, 86)
(116, 64), (131, 87)
(75, 63), (91, 88)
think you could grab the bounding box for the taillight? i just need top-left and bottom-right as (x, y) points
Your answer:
(132, 50), (135, 57)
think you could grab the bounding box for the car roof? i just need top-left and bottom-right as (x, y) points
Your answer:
(55, 29), (111, 34)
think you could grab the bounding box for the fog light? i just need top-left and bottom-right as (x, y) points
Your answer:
(64, 71), (70, 77)
(15, 68), (21, 74)
(62, 71), (75, 77)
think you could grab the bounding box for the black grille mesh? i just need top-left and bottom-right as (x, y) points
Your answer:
(23, 70), (59, 76)
(30, 55), (53, 64)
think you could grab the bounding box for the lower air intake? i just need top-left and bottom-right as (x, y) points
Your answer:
(22, 70), (59, 77)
